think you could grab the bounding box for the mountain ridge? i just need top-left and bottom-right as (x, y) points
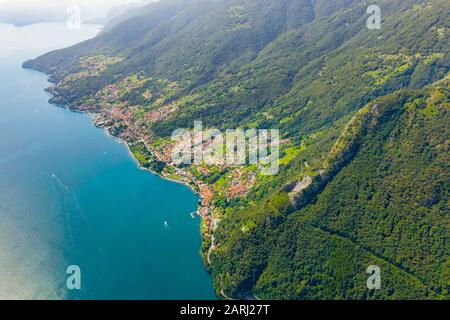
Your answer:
(23, 0), (449, 299)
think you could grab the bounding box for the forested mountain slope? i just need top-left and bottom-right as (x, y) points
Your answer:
(214, 77), (449, 299)
(23, 0), (449, 299)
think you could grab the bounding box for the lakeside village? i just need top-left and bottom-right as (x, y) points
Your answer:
(48, 55), (303, 263)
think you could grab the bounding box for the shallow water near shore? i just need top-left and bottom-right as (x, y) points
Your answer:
(0, 23), (216, 300)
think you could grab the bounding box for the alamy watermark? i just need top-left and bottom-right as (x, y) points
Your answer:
(66, 265), (82, 290)
(171, 121), (280, 175)
(367, 5), (382, 30)
(67, 5), (82, 30)
(366, 265), (381, 290)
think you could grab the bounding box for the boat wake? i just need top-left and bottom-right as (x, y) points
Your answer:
(51, 174), (97, 255)
(164, 221), (171, 230)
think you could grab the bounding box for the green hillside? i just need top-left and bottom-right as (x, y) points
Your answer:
(214, 78), (449, 299)
(23, 0), (449, 299)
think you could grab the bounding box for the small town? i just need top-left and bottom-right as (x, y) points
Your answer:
(54, 57), (266, 259)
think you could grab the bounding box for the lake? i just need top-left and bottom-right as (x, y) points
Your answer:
(0, 23), (216, 300)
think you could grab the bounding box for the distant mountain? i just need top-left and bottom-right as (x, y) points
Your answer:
(24, 0), (449, 299)
(0, 2), (154, 27)
(0, 6), (66, 26)
(217, 77), (449, 299)
(86, 0), (159, 26)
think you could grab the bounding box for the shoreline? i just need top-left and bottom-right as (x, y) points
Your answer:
(70, 102), (221, 290)
(24, 67), (205, 201)
(25, 63), (223, 299)
(122, 137), (202, 197)
(39, 97), (202, 196)
(54, 101), (206, 219)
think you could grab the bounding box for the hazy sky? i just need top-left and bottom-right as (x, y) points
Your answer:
(0, 0), (143, 7)
(0, 0), (147, 20)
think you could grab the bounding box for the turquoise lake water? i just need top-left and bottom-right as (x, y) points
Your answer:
(0, 23), (216, 300)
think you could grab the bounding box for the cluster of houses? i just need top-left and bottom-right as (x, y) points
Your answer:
(56, 60), (264, 256)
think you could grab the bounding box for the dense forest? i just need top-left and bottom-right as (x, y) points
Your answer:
(24, 0), (449, 299)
